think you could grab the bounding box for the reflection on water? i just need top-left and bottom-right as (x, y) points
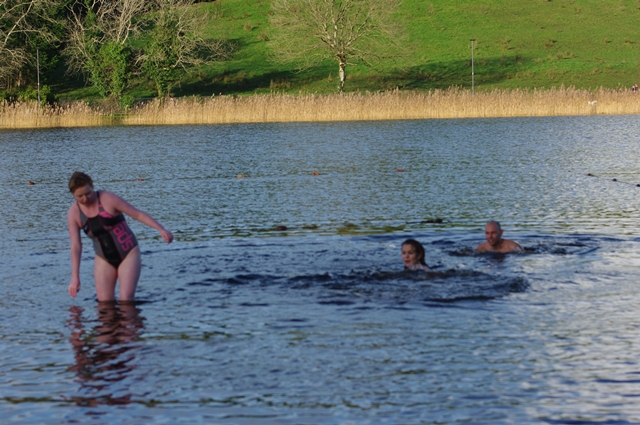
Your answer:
(66, 302), (144, 406)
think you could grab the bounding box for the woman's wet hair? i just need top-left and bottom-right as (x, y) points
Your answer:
(68, 171), (93, 193)
(402, 238), (427, 266)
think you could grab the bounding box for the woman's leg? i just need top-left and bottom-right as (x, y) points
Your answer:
(94, 256), (118, 302)
(116, 246), (141, 301)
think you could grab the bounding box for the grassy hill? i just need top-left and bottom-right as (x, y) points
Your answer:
(57, 0), (640, 100)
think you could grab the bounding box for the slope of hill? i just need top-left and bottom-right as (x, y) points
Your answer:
(57, 0), (640, 99)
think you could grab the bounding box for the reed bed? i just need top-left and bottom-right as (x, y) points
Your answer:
(0, 100), (109, 129)
(2, 87), (640, 129)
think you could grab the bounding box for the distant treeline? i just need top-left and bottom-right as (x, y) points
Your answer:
(2, 0), (404, 105)
(1, 0), (229, 106)
(3, 0), (640, 107)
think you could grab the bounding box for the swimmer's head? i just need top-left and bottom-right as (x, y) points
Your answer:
(401, 238), (427, 268)
(484, 221), (504, 247)
(69, 171), (93, 193)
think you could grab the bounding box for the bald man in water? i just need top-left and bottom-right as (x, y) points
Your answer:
(475, 221), (523, 254)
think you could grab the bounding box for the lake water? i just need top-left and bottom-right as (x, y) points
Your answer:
(2, 116), (640, 424)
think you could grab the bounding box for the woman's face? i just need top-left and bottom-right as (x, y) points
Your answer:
(73, 184), (95, 206)
(401, 243), (421, 267)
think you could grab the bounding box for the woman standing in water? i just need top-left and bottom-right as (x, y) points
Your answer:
(67, 172), (173, 301)
(401, 239), (431, 271)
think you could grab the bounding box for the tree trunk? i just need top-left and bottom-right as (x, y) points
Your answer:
(338, 58), (346, 93)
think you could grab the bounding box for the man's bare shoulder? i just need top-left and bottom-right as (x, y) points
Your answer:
(475, 240), (523, 254)
(475, 242), (491, 253)
(500, 239), (523, 253)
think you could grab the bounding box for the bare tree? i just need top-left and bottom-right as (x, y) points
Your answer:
(64, 0), (148, 98)
(139, 0), (229, 97)
(269, 0), (404, 92)
(0, 0), (61, 88)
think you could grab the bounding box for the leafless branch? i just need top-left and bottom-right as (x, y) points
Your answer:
(64, 0), (148, 76)
(269, 0), (405, 91)
(0, 0), (62, 84)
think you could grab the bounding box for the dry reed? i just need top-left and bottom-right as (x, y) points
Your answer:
(2, 87), (640, 129)
(0, 100), (109, 129)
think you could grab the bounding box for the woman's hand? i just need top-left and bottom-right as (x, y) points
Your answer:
(68, 277), (81, 298)
(160, 228), (174, 243)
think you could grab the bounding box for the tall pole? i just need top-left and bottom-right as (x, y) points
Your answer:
(36, 47), (41, 104)
(470, 39), (475, 96)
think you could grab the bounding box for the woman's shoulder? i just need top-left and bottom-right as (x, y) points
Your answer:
(97, 190), (123, 205)
(67, 201), (81, 225)
(67, 201), (79, 215)
(97, 190), (132, 215)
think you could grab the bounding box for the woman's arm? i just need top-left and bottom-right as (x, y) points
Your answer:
(103, 191), (173, 243)
(67, 206), (82, 298)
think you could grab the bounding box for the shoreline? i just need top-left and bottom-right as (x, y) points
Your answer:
(2, 87), (639, 129)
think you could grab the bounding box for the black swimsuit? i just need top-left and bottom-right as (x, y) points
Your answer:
(78, 191), (138, 268)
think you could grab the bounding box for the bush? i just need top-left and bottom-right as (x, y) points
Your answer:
(1, 85), (55, 106)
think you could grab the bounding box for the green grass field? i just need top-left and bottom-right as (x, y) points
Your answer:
(56, 0), (640, 99)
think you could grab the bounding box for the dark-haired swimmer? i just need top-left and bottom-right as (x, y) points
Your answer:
(475, 221), (523, 254)
(67, 172), (173, 302)
(401, 239), (431, 271)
